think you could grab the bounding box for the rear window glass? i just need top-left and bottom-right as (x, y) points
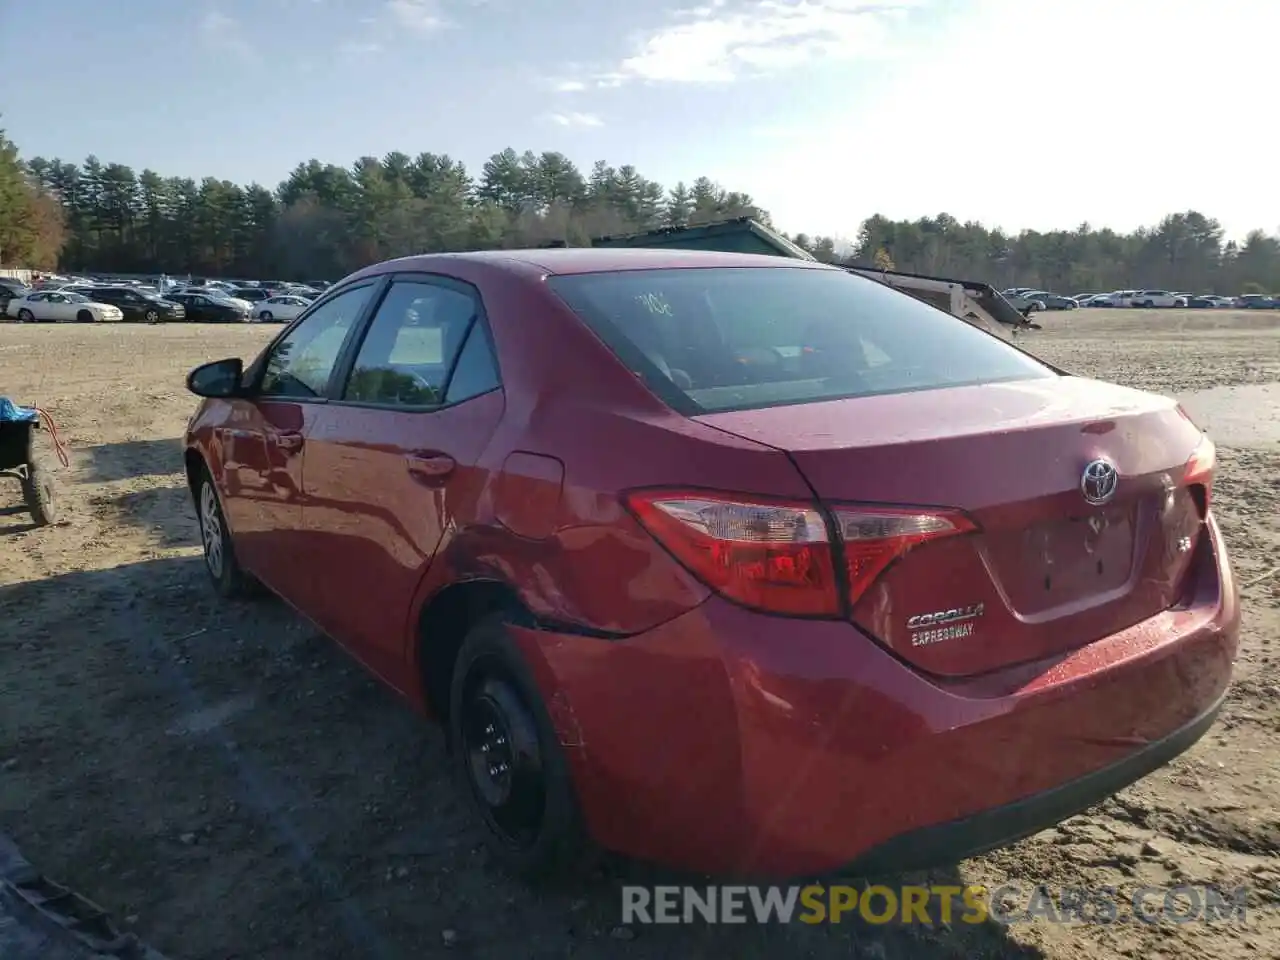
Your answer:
(547, 266), (1054, 414)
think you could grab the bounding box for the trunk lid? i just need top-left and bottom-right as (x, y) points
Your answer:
(695, 376), (1209, 677)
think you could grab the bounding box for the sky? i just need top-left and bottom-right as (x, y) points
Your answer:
(1, 0), (1275, 244)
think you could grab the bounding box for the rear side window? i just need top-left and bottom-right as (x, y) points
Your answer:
(342, 279), (487, 407)
(547, 266), (1053, 414)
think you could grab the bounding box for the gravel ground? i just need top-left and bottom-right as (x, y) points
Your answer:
(0, 310), (1277, 960)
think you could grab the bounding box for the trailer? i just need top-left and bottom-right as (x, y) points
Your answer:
(578, 218), (1038, 336)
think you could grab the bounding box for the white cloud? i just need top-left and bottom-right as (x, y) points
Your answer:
(340, 40), (384, 57)
(199, 10), (254, 59)
(731, 0), (1279, 242)
(385, 0), (449, 33)
(598, 0), (922, 86)
(551, 79), (588, 93)
(547, 112), (604, 127)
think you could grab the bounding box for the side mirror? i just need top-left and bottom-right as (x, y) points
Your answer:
(187, 358), (245, 398)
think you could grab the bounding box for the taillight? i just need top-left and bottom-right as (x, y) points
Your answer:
(624, 490), (976, 617)
(1183, 435), (1215, 513)
(831, 507), (976, 604)
(623, 490), (839, 616)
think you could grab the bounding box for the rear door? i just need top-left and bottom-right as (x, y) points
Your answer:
(216, 282), (380, 605)
(299, 274), (505, 685)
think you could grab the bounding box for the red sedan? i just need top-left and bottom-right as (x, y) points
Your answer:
(183, 249), (1237, 880)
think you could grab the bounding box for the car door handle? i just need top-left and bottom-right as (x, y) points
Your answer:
(273, 432), (305, 452)
(405, 452), (455, 481)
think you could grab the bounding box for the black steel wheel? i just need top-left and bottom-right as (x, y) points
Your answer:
(462, 669), (547, 849)
(448, 615), (593, 880)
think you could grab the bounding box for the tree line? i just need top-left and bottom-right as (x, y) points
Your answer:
(3, 124), (1279, 294)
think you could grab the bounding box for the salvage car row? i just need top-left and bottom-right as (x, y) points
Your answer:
(0, 285), (315, 324)
(1004, 286), (1280, 311)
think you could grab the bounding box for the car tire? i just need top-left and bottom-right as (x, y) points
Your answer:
(1143, 300), (1154, 308)
(259, 311), (272, 322)
(195, 468), (260, 599)
(16, 308), (34, 322)
(76, 309), (94, 323)
(144, 309), (160, 324)
(448, 614), (595, 881)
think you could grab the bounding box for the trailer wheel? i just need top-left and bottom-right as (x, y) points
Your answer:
(21, 454), (57, 526)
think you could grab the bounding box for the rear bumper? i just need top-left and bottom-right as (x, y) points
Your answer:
(514, 514), (1238, 878)
(837, 688), (1224, 879)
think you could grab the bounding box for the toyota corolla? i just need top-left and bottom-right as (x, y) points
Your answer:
(183, 249), (1237, 880)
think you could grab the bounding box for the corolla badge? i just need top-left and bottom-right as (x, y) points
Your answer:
(1081, 458), (1119, 506)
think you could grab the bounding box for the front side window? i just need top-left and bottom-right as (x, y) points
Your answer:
(548, 266), (1054, 414)
(259, 284), (374, 398)
(343, 280), (485, 407)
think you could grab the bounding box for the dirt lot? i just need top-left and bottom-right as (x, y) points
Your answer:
(1, 310), (1277, 960)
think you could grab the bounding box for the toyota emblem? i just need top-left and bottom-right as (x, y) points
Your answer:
(1081, 458), (1119, 506)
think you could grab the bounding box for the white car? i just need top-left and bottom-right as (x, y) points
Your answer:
(5, 291), (124, 322)
(1129, 289), (1184, 308)
(254, 295), (310, 322)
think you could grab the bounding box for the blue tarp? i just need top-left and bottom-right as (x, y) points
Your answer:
(0, 398), (38, 423)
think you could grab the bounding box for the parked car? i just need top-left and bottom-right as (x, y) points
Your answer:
(231, 287), (272, 305)
(84, 286), (186, 323)
(1105, 290), (1138, 307)
(166, 291), (250, 322)
(172, 288), (253, 313)
(1236, 294), (1279, 309)
(0, 278), (31, 312)
(1001, 291), (1045, 313)
(253, 295), (310, 322)
(5, 290), (125, 322)
(1129, 290), (1185, 308)
(183, 248), (1235, 882)
(1021, 291), (1078, 310)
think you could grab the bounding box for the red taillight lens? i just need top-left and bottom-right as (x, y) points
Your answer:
(830, 507), (976, 604)
(1183, 435), (1215, 513)
(624, 490), (840, 616)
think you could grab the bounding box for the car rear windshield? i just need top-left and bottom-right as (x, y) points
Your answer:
(547, 266), (1055, 414)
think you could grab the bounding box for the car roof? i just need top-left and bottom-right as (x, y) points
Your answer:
(359, 247), (837, 277)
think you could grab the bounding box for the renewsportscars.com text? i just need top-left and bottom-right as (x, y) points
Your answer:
(621, 883), (1249, 926)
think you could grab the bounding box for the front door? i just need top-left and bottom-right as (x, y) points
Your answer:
(215, 282), (380, 606)
(300, 275), (505, 686)
(46, 293), (75, 321)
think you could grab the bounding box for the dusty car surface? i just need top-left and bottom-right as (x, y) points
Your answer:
(182, 248), (1238, 880)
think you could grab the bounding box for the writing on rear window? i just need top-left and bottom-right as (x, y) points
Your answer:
(634, 292), (672, 316)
